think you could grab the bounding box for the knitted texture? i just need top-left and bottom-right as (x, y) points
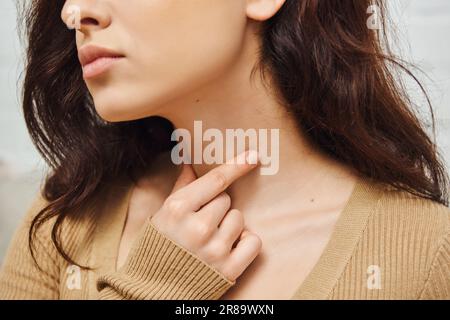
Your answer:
(1, 175), (449, 300)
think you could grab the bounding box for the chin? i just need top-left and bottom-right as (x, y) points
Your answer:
(92, 94), (163, 123)
(89, 82), (182, 122)
(93, 97), (134, 122)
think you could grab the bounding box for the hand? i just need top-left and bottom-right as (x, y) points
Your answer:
(150, 150), (262, 282)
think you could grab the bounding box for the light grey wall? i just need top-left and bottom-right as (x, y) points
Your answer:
(1, 1), (450, 262)
(0, 1), (45, 264)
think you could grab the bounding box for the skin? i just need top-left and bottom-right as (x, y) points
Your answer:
(61, 0), (359, 299)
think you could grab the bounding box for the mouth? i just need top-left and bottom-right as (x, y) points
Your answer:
(78, 45), (125, 80)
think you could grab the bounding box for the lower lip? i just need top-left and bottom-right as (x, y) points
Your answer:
(82, 56), (124, 79)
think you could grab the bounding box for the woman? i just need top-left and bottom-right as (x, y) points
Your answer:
(0, 0), (449, 300)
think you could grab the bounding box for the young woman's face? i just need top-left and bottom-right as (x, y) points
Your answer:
(61, 0), (250, 122)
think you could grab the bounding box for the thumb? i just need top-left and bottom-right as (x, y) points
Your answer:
(170, 163), (197, 194)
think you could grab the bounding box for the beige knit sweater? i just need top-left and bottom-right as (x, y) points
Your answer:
(0, 175), (449, 300)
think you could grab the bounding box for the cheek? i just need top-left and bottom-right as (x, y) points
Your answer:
(89, 0), (248, 122)
(120, 1), (248, 103)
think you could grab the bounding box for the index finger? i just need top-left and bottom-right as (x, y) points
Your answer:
(174, 150), (259, 211)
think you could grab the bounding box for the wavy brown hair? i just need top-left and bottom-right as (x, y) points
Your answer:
(19, 0), (449, 271)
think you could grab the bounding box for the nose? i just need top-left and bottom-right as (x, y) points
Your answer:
(61, 0), (111, 33)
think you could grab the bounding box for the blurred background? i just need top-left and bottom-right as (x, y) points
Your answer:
(1, 0), (450, 262)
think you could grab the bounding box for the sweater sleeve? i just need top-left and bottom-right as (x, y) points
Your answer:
(96, 219), (236, 300)
(0, 194), (60, 299)
(419, 220), (450, 300)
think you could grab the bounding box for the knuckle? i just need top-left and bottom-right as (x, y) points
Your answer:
(164, 195), (188, 214)
(249, 234), (263, 252)
(218, 192), (231, 207)
(229, 209), (244, 225)
(193, 221), (213, 241)
(210, 170), (228, 190)
(238, 231), (262, 251)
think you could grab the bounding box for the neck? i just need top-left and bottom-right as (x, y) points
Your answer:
(156, 26), (357, 223)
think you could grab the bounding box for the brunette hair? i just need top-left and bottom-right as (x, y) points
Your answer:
(19, 0), (448, 270)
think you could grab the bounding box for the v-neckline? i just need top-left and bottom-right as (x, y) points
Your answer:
(290, 174), (385, 299)
(88, 176), (134, 298)
(90, 173), (385, 300)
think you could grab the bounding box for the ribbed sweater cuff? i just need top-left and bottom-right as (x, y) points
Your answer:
(96, 220), (236, 300)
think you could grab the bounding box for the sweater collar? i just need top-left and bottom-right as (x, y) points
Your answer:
(88, 176), (134, 298)
(89, 173), (385, 300)
(290, 174), (385, 299)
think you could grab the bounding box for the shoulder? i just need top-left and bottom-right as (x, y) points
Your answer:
(336, 180), (450, 299)
(19, 190), (91, 241)
(13, 179), (124, 261)
(373, 183), (450, 238)
(15, 191), (53, 242)
(369, 183), (450, 297)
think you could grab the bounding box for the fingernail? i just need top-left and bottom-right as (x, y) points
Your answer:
(246, 150), (259, 165)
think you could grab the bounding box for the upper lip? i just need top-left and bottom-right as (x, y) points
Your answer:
(78, 45), (125, 67)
